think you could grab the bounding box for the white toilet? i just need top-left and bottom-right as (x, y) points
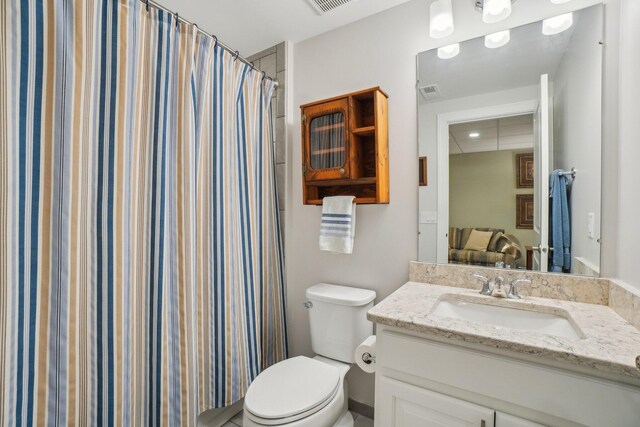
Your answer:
(243, 283), (376, 427)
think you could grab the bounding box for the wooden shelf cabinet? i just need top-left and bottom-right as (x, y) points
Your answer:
(300, 87), (389, 205)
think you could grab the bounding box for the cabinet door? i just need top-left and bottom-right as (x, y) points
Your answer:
(302, 98), (350, 181)
(377, 377), (495, 427)
(495, 412), (546, 427)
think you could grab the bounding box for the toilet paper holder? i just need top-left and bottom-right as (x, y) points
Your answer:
(361, 352), (376, 365)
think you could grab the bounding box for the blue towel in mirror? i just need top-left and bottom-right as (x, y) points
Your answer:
(549, 170), (571, 272)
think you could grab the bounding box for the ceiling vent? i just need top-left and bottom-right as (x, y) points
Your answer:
(307, 0), (355, 15)
(419, 84), (442, 101)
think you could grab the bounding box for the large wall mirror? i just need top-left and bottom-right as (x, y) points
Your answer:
(417, 4), (603, 277)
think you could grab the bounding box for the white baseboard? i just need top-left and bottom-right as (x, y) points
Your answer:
(197, 399), (244, 427)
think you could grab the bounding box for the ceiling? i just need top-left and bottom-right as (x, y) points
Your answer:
(449, 114), (534, 154)
(159, 0), (413, 57)
(418, 8), (582, 103)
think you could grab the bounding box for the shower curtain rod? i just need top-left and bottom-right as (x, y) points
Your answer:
(144, 0), (279, 87)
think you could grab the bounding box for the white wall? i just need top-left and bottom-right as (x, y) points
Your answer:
(418, 85), (539, 262)
(599, 0), (619, 278)
(288, 0), (604, 407)
(552, 6), (602, 273)
(617, 0), (640, 289)
(289, 1), (427, 407)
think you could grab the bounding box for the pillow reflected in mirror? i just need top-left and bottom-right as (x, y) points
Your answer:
(463, 230), (494, 252)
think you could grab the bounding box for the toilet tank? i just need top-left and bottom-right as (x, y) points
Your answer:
(305, 283), (376, 363)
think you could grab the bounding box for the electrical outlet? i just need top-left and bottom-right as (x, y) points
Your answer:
(420, 211), (437, 224)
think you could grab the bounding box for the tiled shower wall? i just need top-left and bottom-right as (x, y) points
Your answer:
(248, 42), (287, 244)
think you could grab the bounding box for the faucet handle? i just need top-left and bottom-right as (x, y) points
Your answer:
(507, 279), (532, 299)
(472, 273), (492, 295)
(472, 272), (489, 282)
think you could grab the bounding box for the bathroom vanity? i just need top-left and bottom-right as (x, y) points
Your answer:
(369, 264), (640, 427)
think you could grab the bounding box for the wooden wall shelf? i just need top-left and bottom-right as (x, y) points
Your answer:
(300, 87), (389, 205)
(352, 126), (376, 136)
(306, 177), (377, 187)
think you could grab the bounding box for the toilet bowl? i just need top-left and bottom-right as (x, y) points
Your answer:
(243, 356), (352, 427)
(243, 283), (376, 427)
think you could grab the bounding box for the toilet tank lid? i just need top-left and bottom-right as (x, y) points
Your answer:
(306, 283), (376, 306)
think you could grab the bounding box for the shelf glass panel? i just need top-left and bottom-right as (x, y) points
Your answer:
(310, 112), (345, 170)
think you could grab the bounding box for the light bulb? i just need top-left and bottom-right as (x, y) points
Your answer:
(542, 12), (573, 35)
(482, 0), (512, 24)
(437, 43), (460, 59)
(429, 0), (454, 39)
(484, 29), (510, 48)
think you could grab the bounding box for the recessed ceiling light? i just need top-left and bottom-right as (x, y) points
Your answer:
(550, 0), (571, 4)
(437, 43), (460, 59)
(469, 132), (480, 138)
(542, 12), (573, 35)
(485, 30), (510, 48)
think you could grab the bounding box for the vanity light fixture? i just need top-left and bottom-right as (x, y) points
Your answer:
(429, 0), (454, 39)
(469, 132), (480, 138)
(477, 0), (514, 24)
(542, 12), (573, 35)
(437, 43), (460, 59)
(484, 29), (510, 48)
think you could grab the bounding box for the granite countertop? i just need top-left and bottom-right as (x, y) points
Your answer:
(368, 281), (640, 381)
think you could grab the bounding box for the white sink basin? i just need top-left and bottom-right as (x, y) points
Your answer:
(430, 297), (584, 340)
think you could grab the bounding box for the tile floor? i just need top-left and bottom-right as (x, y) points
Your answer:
(222, 410), (374, 427)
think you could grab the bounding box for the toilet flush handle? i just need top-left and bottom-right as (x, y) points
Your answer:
(303, 301), (313, 309)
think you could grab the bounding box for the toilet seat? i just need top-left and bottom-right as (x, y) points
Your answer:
(244, 356), (341, 425)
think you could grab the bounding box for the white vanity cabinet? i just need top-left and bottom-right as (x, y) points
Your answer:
(377, 377), (543, 427)
(377, 376), (495, 426)
(374, 325), (640, 427)
(495, 412), (546, 427)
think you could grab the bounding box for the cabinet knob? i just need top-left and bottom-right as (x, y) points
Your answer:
(339, 168), (345, 175)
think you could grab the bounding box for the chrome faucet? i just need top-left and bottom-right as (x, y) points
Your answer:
(472, 273), (492, 295)
(507, 279), (532, 299)
(494, 276), (505, 292)
(491, 276), (506, 297)
(472, 273), (530, 299)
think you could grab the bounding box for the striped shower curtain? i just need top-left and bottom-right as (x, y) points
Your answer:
(0, 0), (287, 425)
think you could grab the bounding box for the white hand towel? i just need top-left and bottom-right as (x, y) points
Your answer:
(319, 196), (356, 254)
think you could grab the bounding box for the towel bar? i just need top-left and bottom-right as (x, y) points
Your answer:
(558, 167), (576, 178)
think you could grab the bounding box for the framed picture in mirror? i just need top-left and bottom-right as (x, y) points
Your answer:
(516, 153), (534, 188)
(419, 157), (428, 186)
(516, 194), (534, 229)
